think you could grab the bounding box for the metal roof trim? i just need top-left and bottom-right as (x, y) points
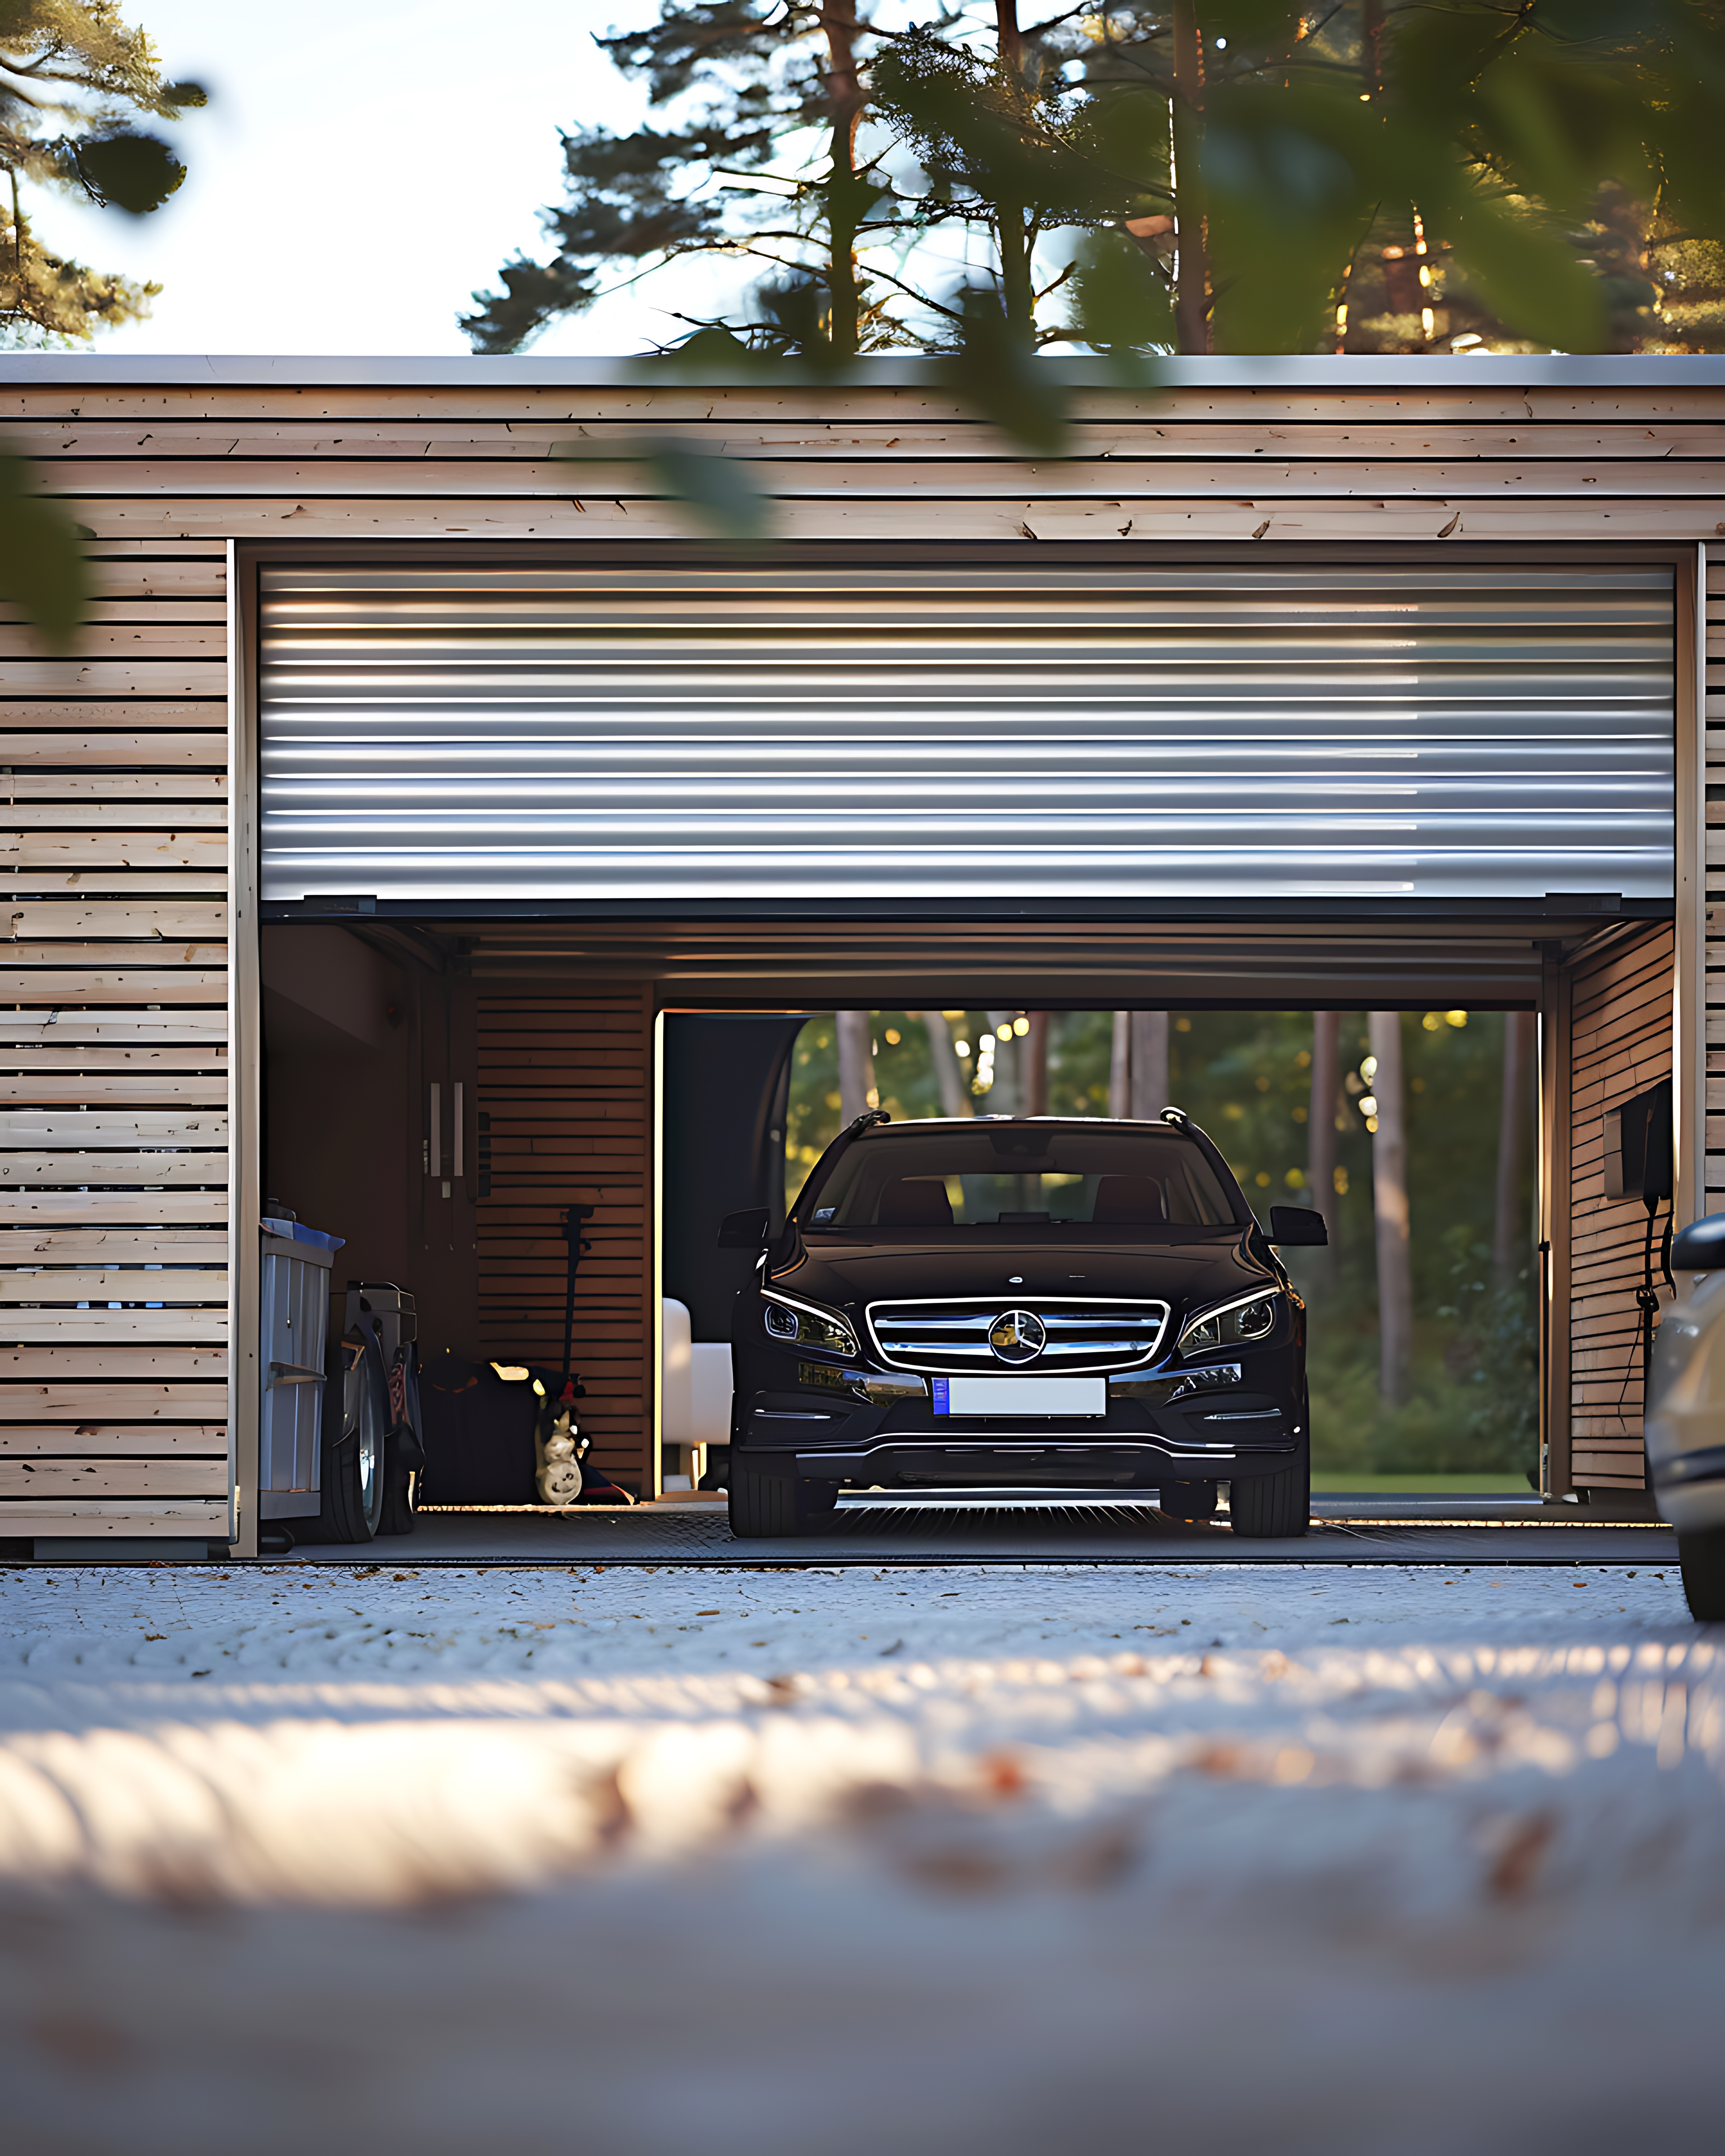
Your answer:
(5, 352), (1725, 389)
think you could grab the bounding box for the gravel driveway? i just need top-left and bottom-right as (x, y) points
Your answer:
(2, 1558), (1719, 2153)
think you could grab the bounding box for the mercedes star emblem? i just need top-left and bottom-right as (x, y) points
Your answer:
(989, 1308), (1046, 1365)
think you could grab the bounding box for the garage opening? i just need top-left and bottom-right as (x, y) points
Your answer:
(765, 1005), (1542, 1502)
(250, 543), (1679, 1545)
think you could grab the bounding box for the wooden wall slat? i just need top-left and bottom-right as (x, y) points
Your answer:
(0, 1460), (226, 1497)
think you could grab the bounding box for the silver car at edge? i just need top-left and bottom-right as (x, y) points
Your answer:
(1646, 1212), (1725, 1620)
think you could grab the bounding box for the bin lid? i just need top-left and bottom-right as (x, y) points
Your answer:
(262, 1217), (346, 1252)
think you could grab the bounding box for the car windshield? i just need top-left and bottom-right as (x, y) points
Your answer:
(800, 1122), (1241, 1233)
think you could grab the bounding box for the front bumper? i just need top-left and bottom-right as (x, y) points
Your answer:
(1648, 1436), (1725, 1534)
(734, 1361), (1303, 1489)
(744, 1438), (1301, 1487)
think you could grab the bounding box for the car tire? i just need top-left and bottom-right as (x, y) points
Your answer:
(1158, 1479), (1218, 1521)
(1677, 1528), (1725, 1621)
(315, 1331), (389, 1544)
(728, 1467), (838, 1538)
(1228, 1458), (1310, 1539)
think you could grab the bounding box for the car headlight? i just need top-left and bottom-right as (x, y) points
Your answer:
(762, 1290), (858, 1358)
(1178, 1292), (1281, 1356)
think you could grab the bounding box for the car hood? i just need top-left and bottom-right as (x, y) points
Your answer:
(770, 1232), (1273, 1334)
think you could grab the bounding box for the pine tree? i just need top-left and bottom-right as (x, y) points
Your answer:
(0, 2), (204, 346)
(462, 1), (909, 360)
(469, 1), (1725, 367)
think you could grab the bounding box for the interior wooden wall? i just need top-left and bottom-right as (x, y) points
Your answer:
(475, 988), (655, 1494)
(1706, 558), (1725, 1214)
(0, 543), (230, 1542)
(1568, 923), (1676, 1490)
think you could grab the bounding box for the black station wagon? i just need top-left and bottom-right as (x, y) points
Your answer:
(720, 1109), (1325, 1539)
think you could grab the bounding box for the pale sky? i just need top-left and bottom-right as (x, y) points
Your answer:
(32, 0), (702, 355)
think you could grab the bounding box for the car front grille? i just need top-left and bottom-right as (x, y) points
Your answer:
(865, 1298), (1169, 1375)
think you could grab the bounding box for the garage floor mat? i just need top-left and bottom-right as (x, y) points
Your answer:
(269, 1501), (1675, 1568)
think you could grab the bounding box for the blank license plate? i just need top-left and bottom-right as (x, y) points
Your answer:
(933, 1376), (1106, 1417)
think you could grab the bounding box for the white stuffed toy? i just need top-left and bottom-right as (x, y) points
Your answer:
(535, 1404), (584, 1507)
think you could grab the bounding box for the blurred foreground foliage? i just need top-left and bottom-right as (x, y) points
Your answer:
(0, 4), (203, 641)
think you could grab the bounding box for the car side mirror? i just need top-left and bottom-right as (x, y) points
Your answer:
(717, 1207), (771, 1250)
(1268, 1205), (1328, 1247)
(1672, 1212), (1725, 1269)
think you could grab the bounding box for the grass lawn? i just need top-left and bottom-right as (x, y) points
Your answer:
(1308, 1472), (1537, 1495)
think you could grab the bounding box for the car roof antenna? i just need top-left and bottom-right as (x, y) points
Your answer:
(845, 1108), (892, 1135)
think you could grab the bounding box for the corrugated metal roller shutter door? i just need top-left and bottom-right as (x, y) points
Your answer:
(257, 561), (1674, 904)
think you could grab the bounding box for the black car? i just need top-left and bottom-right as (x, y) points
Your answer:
(720, 1109), (1325, 1539)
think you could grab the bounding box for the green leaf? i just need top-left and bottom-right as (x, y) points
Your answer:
(0, 447), (89, 651)
(1475, 45), (1653, 217)
(643, 440), (775, 542)
(75, 133), (187, 216)
(1069, 230), (1175, 353)
(1202, 84), (1376, 352)
(553, 434), (774, 543)
(938, 290), (1070, 457)
(1434, 195), (1610, 352)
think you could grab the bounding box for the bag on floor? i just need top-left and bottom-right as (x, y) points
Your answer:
(417, 1353), (538, 1505)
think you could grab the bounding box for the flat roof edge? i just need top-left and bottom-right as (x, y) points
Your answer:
(6, 353), (1725, 389)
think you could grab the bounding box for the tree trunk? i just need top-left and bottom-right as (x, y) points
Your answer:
(1171, 0), (1209, 353)
(1493, 1009), (1534, 1281)
(1308, 1011), (1340, 1278)
(1368, 1011), (1412, 1406)
(837, 1009), (875, 1123)
(823, 0), (865, 357)
(1109, 1011), (1131, 1118)
(995, 0), (1022, 73)
(922, 1012), (973, 1118)
(1128, 1012), (1169, 1119)
(993, 0), (1034, 339)
(985, 1011), (1019, 1112)
(1362, 0), (1384, 93)
(1025, 1011), (1050, 1114)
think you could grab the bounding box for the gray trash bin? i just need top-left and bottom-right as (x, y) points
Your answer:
(259, 1211), (345, 1520)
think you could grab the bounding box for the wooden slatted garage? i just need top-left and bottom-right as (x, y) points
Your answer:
(0, 352), (1716, 1553)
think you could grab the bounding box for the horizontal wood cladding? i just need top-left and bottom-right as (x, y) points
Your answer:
(0, 1229), (229, 1260)
(0, 1458), (226, 1497)
(4, 733), (226, 768)
(476, 990), (654, 1494)
(2, 1423), (225, 1454)
(2, 1343), (228, 1378)
(1, 539), (231, 1540)
(18, 416), (1725, 458)
(5, 1192), (229, 1226)
(4, 1384), (226, 1419)
(1568, 923), (1675, 1488)
(2, 381), (1725, 548)
(32, 455), (1725, 499)
(7, 380), (1725, 423)
(0, 380), (1712, 1545)
(53, 496), (1725, 545)
(0, 1500), (229, 1532)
